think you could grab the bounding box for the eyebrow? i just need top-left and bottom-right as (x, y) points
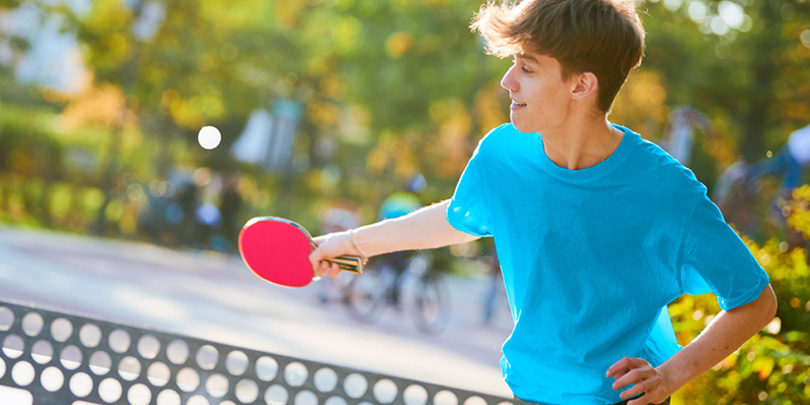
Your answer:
(516, 53), (539, 64)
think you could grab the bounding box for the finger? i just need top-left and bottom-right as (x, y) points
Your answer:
(608, 357), (649, 379)
(309, 249), (324, 275)
(608, 367), (631, 381)
(627, 393), (653, 405)
(613, 368), (651, 391)
(314, 261), (325, 278)
(315, 260), (331, 278)
(607, 357), (638, 378)
(618, 378), (651, 401)
(606, 357), (649, 377)
(328, 263), (341, 278)
(310, 257), (320, 277)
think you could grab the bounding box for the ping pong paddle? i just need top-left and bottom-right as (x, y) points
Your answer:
(238, 216), (364, 287)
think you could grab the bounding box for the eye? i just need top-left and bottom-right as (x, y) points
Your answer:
(511, 56), (533, 74)
(513, 58), (532, 74)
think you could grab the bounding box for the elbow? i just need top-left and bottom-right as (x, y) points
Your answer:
(766, 286), (778, 318)
(733, 285), (778, 329)
(759, 285), (778, 327)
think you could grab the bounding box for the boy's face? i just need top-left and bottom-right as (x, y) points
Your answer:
(500, 51), (574, 134)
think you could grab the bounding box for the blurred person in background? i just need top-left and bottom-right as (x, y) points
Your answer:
(712, 158), (757, 236)
(660, 105), (712, 167)
(194, 202), (222, 248)
(373, 173), (425, 309)
(716, 125), (810, 228)
(308, 0), (776, 404)
(174, 179), (199, 246)
(316, 199), (362, 303)
(219, 171), (243, 253)
(480, 242), (503, 326)
(745, 123), (810, 198)
(741, 123), (810, 246)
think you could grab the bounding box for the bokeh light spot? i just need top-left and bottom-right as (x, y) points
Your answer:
(198, 126), (222, 150)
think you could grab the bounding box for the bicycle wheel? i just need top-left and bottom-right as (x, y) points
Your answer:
(344, 266), (390, 324)
(412, 271), (451, 334)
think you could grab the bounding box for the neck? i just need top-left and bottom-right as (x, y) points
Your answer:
(541, 119), (621, 170)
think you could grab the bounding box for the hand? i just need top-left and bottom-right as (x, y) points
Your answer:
(606, 357), (673, 405)
(309, 232), (353, 279)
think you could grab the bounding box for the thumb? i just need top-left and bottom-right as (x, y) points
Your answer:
(309, 243), (327, 275)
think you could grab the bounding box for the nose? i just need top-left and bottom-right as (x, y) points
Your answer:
(500, 64), (519, 93)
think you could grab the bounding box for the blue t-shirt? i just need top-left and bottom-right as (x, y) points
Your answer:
(446, 123), (770, 405)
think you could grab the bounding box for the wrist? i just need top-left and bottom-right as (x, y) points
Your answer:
(347, 229), (368, 265)
(656, 360), (690, 394)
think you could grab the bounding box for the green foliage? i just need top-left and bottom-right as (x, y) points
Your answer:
(0, 104), (65, 180)
(669, 185), (810, 404)
(642, 0), (810, 161)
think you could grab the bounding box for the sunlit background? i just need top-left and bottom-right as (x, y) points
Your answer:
(1, 0), (809, 402)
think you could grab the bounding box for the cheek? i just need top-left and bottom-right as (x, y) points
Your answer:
(531, 84), (570, 115)
(533, 81), (566, 100)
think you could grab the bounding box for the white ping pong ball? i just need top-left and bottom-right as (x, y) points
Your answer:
(198, 126), (222, 150)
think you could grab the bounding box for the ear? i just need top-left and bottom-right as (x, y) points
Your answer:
(570, 72), (599, 100)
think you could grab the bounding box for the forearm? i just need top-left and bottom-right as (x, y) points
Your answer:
(658, 285), (777, 390)
(351, 200), (479, 258)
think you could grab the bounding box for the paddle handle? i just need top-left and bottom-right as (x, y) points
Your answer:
(325, 256), (364, 274)
(308, 240), (363, 274)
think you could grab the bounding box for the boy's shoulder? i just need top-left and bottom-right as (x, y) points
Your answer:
(635, 133), (698, 176)
(626, 130), (708, 198)
(480, 122), (521, 142)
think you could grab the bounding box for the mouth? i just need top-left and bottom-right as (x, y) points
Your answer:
(511, 100), (527, 109)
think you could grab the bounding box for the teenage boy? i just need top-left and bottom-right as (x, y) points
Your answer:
(309, 0), (776, 404)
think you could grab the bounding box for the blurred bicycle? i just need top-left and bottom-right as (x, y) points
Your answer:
(343, 251), (451, 335)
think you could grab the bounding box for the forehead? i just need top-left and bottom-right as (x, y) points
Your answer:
(516, 51), (554, 65)
(515, 51), (561, 72)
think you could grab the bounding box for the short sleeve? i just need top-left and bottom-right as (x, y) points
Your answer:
(680, 193), (770, 310)
(446, 128), (501, 238)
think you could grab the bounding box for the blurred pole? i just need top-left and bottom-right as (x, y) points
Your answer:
(268, 100), (301, 219)
(91, 0), (146, 235)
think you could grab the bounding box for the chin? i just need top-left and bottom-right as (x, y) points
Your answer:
(510, 119), (534, 134)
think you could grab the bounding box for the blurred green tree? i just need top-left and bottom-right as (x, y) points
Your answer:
(641, 0), (810, 161)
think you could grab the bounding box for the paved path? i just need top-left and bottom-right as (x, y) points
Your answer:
(0, 225), (514, 398)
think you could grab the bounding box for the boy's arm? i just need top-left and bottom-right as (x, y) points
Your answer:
(607, 285), (778, 405)
(309, 200), (479, 278)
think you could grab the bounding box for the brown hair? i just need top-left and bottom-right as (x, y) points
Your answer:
(471, 0), (645, 112)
